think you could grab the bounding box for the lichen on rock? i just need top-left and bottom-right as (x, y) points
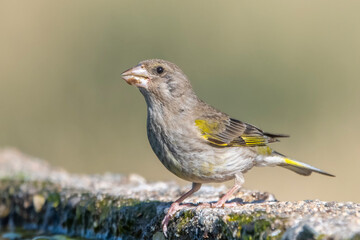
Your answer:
(0, 149), (360, 239)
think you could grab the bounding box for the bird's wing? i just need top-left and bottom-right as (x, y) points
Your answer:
(195, 117), (288, 147)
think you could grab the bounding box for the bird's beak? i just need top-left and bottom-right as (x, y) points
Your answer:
(121, 64), (149, 88)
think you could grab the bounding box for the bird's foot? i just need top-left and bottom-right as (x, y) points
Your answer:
(161, 202), (194, 237)
(197, 202), (211, 208)
(211, 200), (240, 208)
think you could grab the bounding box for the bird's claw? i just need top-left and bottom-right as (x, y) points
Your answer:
(161, 212), (172, 237)
(161, 202), (180, 237)
(211, 201), (240, 208)
(161, 202), (195, 237)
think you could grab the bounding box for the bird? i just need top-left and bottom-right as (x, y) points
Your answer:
(121, 59), (334, 236)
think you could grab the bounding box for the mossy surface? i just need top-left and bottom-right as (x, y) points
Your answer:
(0, 179), (163, 239)
(2, 179), (354, 240)
(0, 179), (289, 240)
(1, 149), (359, 239)
(175, 210), (195, 235)
(216, 212), (284, 240)
(163, 209), (285, 240)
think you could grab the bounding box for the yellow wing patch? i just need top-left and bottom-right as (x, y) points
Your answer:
(241, 136), (267, 146)
(195, 119), (229, 146)
(195, 120), (220, 134)
(195, 119), (269, 147)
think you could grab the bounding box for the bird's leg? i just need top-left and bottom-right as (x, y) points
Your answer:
(162, 182), (202, 236)
(212, 174), (244, 208)
(211, 185), (240, 208)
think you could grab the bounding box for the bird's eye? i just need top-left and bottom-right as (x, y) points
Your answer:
(156, 66), (164, 74)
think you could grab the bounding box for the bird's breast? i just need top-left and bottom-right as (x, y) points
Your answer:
(145, 108), (255, 183)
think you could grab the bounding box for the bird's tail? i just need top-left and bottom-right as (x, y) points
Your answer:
(279, 157), (335, 177)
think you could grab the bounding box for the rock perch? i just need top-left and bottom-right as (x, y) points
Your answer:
(0, 148), (359, 239)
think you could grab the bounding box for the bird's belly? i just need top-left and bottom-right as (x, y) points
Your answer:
(185, 147), (255, 183)
(146, 116), (255, 183)
(150, 133), (254, 183)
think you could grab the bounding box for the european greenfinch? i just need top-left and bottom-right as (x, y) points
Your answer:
(121, 59), (334, 236)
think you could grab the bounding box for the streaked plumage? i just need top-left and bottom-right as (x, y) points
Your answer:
(121, 59), (334, 236)
(195, 117), (288, 147)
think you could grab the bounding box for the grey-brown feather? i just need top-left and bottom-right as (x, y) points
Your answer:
(130, 59), (332, 184)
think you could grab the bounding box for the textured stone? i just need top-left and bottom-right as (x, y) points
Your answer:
(0, 148), (359, 239)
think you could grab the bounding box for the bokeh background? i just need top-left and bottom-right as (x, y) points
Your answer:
(1, 1), (359, 202)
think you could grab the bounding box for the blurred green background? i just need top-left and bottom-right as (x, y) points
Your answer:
(1, 1), (359, 202)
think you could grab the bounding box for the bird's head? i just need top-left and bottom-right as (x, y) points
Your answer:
(122, 59), (195, 104)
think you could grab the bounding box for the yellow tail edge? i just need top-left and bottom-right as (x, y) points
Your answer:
(282, 158), (335, 177)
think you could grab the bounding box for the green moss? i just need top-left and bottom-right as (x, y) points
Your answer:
(176, 210), (195, 233)
(228, 213), (254, 224)
(1, 179), (161, 239)
(115, 201), (159, 237)
(221, 212), (284, 240)
(117, 197), (141, 207)
(316, 233), (327, 240)
(47, 192), (61, 208)
(0, 179), (289, 240)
